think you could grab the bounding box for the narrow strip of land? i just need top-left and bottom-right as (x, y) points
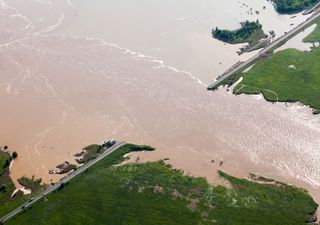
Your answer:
(0, 141), (126, 223)
(208, 9), (320, 90)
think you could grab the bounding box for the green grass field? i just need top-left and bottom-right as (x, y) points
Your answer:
(304, 21), (320, 43)
(0, 152), (11, 176)
(0, 150), (20, 217)
(0, 151), (30, 217)
(234, 18), (320, 113)
(5, 144), (317, 225)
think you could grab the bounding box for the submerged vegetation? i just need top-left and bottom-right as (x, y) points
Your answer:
(5, 144), (317, 225)
(234, 18), (320, 114)
(272, 0), (320, 14)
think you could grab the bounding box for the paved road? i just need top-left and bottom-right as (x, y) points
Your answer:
(207, 10), (320, 90)
(0, 141), (127, 223)
(304, 2), (320, 14)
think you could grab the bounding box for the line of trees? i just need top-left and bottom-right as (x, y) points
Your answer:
(272, 0), (319, 14)
(212, 20), (262, 44)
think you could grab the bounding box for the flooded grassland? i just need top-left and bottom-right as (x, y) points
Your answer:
(1, 0), (320, 204)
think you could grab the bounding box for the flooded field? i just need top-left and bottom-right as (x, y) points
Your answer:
(53, 0), (311, 83)
(1, 0), (320, 204)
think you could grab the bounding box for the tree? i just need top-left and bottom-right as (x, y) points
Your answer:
(12, 151), (18, 159)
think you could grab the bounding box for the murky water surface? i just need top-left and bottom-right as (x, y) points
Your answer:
(1, 0), (320, 203)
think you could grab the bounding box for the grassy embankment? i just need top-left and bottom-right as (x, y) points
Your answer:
(0, 147), (45, 217)
(209, 1), (320, 89)
(212, 21), (267, 54)
(272, 0), (320, 14)
(5, 144), (317, 225)
(233, 17), (320, 114)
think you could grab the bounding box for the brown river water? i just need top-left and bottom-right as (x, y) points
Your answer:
(1, 0), (320, 204)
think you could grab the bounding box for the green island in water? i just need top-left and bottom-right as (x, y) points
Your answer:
(212, 21), (264, 44)
(212, 21), (267, 54)
(2, 144), (318, 225)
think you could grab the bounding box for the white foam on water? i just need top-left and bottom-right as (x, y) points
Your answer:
(2, 0), (320, 201)
(44, 33), (207, 87)
(34, 13), (64, 35)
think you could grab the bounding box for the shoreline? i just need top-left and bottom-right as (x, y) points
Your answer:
(2, 1), (320, 221)
(3, 144), (318, 225)
(124, 141), (320, 215)
(208, 9), (320, 90)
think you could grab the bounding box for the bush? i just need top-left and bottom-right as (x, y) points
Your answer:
(12, 152), (18, 159)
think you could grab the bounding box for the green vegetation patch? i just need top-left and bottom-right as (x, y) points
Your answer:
(5, 144), (317, 225)
(212, 21), (266, 51)
(272, 0), (320, 14)
(0, 150), (20, 217)
(75, 144), (103, 164)
(0, 150), (38, 217)
(17, 177), (43, 192)
(234, 19), (320, 113)
(0, 146), (45, 218)
(0, 152), (11, 177)
(304, 22), (320, 43)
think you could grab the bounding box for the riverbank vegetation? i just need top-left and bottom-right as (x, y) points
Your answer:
(272, 0), (320, 14)
(5, 144), (317, 225)
(0, 148), (22, 217)
(0, 147), (45, 218)
(233, 18), (320, 114)
(212, 21), (264, 44)
(17, 177), (42, 192)
(212, 21), (267, 54)
(75, 144), (103, 164)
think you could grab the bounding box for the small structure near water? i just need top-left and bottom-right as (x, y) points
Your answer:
(49, 161), (77, 175)
(102, 140), (116, 148)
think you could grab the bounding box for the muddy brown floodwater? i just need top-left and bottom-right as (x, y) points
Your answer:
(1, 0), (320, 207)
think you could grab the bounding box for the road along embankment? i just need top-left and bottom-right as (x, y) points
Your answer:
(207, 10), (320, 91)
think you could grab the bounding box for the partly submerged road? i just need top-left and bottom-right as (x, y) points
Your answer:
(0, 141), (127, 223)
(207, 10), (320, 90)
